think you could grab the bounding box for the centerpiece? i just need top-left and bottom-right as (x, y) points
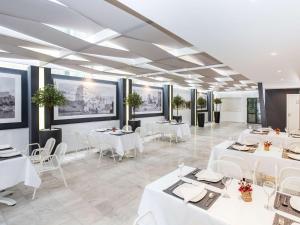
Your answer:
(125, 92), (143, 131)
(275, 128), (280, 135)
(264, 141), (272, 151)
(239, 178), (253, 202)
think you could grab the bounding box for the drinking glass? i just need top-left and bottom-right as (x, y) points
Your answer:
(263, 181), (276, 210)
(177, 159), (185, 178)
(222, 177), (232, 198)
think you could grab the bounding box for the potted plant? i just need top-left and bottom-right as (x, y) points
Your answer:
(214, 98), (222, 123)
(125, 92), (143, 131)
(32, 84), (66, 154)
(172, 95), (185, 123)
(197, 97), (207, 127)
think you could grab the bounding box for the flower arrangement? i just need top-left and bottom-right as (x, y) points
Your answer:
(264, 141), (272, 151)
(238, 178), (253, 202)
(275, 128), (280, 135)
(112, 127), (116, 132)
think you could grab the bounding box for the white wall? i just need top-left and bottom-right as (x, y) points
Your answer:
(173, 88), (191, 124)
(214, 91), (258, 123)
(0, 128), (29, 151)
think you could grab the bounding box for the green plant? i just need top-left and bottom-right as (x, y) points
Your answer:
(197, 97), (207, 109)
(172, 95), (185, 116)
(32, 84), (66, 130)
(214, 98), (222, 104)
(125, 92), (143, 120)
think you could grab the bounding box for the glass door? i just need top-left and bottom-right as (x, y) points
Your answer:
(247, 98), (258, 124)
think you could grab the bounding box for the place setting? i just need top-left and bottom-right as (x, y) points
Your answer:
(274, 192), (300, 218)
(0, 145), (22, 161)
(282, 145), (300, 161)
(251, 128), (270, 135)
(226, 142), (258, 153)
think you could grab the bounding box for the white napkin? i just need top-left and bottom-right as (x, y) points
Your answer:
(196, 169), (223, 182)
(177, 183), (205, 203)
(291, 223), (300, 225)
(0, 144), (11, 150)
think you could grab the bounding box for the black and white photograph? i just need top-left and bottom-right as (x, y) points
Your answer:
(54, 77), (117, 120)
(133, 85), (163, 114)
(0, 73), (22, 124)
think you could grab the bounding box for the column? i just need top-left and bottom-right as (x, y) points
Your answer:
(191, 89), (197, 126)
(163, 85), (173, 121)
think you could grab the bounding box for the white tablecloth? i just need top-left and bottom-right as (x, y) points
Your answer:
(138, 167), (300, 225)
(96, 132), (143, 156)
(208, 141), (300, 177)
(238, 129), (299, 147)
(0, 156), (41, 190)
(157, 122), (191, 139)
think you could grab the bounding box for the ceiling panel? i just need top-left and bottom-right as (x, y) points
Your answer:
(120, 66), (157, 75)
(80, 45), (138, 58)
(150, 57), (198, 70)
(110, 36), (174, 60)
(229, 74), (250, 81)
(0, 0), (102, 33)
(179, 52), (222, 66)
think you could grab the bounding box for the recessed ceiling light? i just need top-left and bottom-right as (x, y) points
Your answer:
(277, 70), (282, 73)
(280, 78), (285, 81)
(270, 52), (278, 56)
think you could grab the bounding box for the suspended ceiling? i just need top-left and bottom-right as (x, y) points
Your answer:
(0, 0), (257, 91)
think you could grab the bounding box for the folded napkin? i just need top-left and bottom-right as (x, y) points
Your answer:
(174, 183), (205, 203)
(196, 169), (223, 182)
(0, 144), (12, 150)
(231, 144), (250, 151)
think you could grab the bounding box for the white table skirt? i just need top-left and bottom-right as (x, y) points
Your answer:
(208, 141), (300, 177)
(138, 167), (300, 225)
(158, 123), (191, 139)
(0, 156), (41, 190)
(96, 132), (143, 156)
(238, 129), (299, 148)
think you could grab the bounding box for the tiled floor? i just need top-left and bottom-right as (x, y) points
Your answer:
(0, 122), (247, 225)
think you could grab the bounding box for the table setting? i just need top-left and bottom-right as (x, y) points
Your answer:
(137, 166), (300, 225)
(0, 145), (22, 161)
(155, 121), (191, 140)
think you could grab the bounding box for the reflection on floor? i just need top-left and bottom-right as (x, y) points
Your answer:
(0, 122), (246, 225)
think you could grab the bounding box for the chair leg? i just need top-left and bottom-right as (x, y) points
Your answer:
(32, 188), (37, 200)
(98, 149), (103, 161)
(111, 148), (116, 162)
(58, 166), (68, 187)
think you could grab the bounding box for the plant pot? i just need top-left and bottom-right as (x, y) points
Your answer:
(39, 128), (62, 155)
(214, 111), (220, 123)
(173, 116), (182, 123)
(241, 191), (252, 202)
(264, 145), (270, 151)
(197, 113), (205, 127)
(128, 120), (141, 132)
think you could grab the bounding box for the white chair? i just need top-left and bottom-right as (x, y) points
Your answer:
(210, 160), (243, 180)
(32, 142), (68, 199)
(27, 138), (56, 162)
(278, 167), (300, 190)
(164, 126), (178, 143)
(88, 133), (116, 161)
(74, 131), (91, 153)
(280, 177), (300, 196)
(133, 211), (157, 225)
(243, 135), (260, 145)
(219, 155), (252, 180)
(122, 125), (132, 132)
(287, 142), (300, 151)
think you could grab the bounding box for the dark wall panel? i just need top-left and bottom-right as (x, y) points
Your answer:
(265, 88), (300, 130)
(191, 89), (197, 126)
(258, 82), (267, 127)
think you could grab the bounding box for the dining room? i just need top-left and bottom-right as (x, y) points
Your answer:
(1, 1), (300, 225)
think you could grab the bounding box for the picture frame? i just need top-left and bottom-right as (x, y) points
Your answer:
(52, 75), (118, 125)
(132, 84), (164, 117)
(0, 67), (28, 130)
(197, 92), (208, 111)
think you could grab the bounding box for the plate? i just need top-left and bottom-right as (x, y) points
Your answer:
(0, 144), (12, 150)
(96, 128), (107, 132)
(290, 196), (300, 212)
(0, 150), (21, 157)
(289, 147), (300, 154)
(196, 169), (223, 182)
(288, 153), (300, 161)
(173, 183), (207, 202)
(122, 130), (133, 133)
(231, 144), (250, 151)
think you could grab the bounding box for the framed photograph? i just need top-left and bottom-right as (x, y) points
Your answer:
(0, 67), (28, 130)
(197, 92), (208, 111)
(132, 85), (163, 117)
(52, 75), (118, 124)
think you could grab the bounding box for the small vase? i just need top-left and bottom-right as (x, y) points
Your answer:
(264, 146), (270, 151)
(276, 131), (280, 135)
(241, 191), (252, 202)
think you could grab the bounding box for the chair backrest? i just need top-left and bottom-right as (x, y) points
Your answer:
(210, 160), (243, 180)
(287, 142), (300, 151)
(54, 143), (67, 164)
(243, 135), (260, 145)
(280, 176), (300, 196)
(44, 138), (56, 154)
(87, 133), (99, 149)
(133, 211), (157, 225)
(278, 167), (300, 187)
(219, 155), (250, 178)
(122, 125), (132, 131)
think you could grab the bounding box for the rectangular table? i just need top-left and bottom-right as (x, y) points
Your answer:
(95, 131), (143, 157)
(208, 141), (300, 177)
(138, 167), (300, 225)
(0, 155), (41, 205)
(156, 122), (191, 140)
(238, 129), (299, 148)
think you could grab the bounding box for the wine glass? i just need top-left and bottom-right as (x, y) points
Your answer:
(263, 181), (276, 210)
(222, 177), (232, 198)
(177, 159), (185, 179)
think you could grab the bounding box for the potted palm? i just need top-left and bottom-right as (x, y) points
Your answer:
(214, 98), (222, 123)
(126, 92), (143, 131)
(197, 97), (207, 127)
(32, 84), (66, 154)
(172, 95), (185, 123)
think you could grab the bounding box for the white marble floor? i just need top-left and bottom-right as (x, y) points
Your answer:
(0, 122), (247, 225)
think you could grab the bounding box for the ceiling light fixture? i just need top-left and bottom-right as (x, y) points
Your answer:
(277, 70), (282, 73)
(270, 52), (278, 56)
(47, 0), (68, 7)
